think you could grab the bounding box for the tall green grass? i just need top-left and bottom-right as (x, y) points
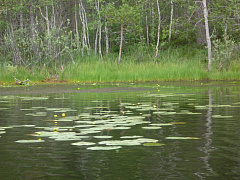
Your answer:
(1, 46), (239, 84)
(65, 60), (208, 82)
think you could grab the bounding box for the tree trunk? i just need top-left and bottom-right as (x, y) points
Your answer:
(151, 3), (155, 44)
(20, 11), (23, 30)
(75, 0), (80, 49)
(97, 0), (102, 59)
(203, 0), (212, 71)
(169, 0), (173, 42)
(118, 23), (124, 65)
(146, 13), (149, 45)
(79, 0), (90, 55)
(155, 0), (161, 61)
(29, 0), (37, 67)
(78, 1), (86, 56)
(38, 6), (50, 36)
(95, 25), (99, 54)
(105, 17), (109, 54)
(51, 0), (56, 28)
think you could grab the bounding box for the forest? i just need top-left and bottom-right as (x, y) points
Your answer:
(0, 0), (240, 83)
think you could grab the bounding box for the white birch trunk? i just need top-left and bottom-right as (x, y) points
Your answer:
(105, 17), (109, 54)
(146, 13), (149, 45)
(203, 0), (212, 71)
(20, 12), (23, 30)
(79, 0), (90, 55)
(95, 26), (99, 54)
(97, 0), (102, 59)
(118, 23), (124, 65)
(51, 0), (56, 28)
(151, 3), (155, 43)
(155, 0), (161, 60)
(78, 2), (86, 55)
(39, 6), (50, 36)
(81, 0), (90, 53)
(75, 0), (80, 49)
(169, 0), (173, 42)
(46, 6), (50, 36)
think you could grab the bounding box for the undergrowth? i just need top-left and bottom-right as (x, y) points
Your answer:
(0, 46), (239, 84)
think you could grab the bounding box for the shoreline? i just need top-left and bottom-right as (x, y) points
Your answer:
(0, 80), (239, 95)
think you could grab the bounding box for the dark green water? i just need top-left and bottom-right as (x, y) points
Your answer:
(0, 82), (240, 180)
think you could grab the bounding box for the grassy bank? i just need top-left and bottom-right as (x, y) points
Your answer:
(1, 46), (240, 85)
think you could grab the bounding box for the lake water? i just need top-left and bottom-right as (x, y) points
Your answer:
(0, 82), (240, 180)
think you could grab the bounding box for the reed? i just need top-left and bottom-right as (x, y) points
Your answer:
(0, 46), (239, 84)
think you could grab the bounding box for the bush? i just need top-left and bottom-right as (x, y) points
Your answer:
(212, 35), (240, 71)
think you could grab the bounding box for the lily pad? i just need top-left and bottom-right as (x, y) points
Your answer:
(99, 140), (141, 146)
(54, 137), (84, 141)
(136, 138), (159, 143)
(143, 143), (165, 146)
(166, 137), (201, 140)
(20, 109), (36, 111)
(149, 123), (172, 126)
(15, 140), (45, 143)
(79, 130), (101, 134)
(142, 126), (162, 129)
(212, 115), (233, 118)
(31, 107), (47, 109)
(34, 131), (61, 137)
(26, 112), (47, 116)
(22, 125), (36, 127)
(194, 106), (208, 109)
(87, 146), (122, 150)
(170, 122), (187, 125)
(75, 125), (96, 128)
(120, 135), (143, 139)
(93, 136), (113, 139)
(71, 142), (96, 146)
(0, 108), (9, 110)
(208, 105), (232, 107)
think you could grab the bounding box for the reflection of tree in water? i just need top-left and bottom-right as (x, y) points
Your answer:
(196, 89), (216, 178)
(75, 150), (109, 180)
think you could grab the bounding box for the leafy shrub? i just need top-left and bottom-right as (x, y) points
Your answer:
(212, 35), (240, 71)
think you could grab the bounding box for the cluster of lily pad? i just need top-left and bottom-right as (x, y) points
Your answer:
(13, 104), (201, 150)
(1, 92), (236, 151)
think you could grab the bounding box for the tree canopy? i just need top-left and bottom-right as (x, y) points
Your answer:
(0, 0), (239, 68)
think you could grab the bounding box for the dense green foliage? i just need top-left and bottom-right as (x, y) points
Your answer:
(0, 0), (239, 83)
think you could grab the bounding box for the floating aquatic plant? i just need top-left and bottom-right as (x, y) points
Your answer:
(0, 131), (6, 134)
(93, 136), (113, 139)
(166, 137), (201, 140)
(98, 140), (142, 146)
(71, 142), (96, 146)
(212, 115), (233, 118)
(15, 140), (45, 143)
(142, 126), (162, 129)
(120, 135), (143, 139)
(87, 146), (122, 150)
(143, 143), (165, 146)
(149, 123), (172, 126)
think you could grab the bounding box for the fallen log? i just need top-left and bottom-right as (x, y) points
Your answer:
(13, 76), (32, 85)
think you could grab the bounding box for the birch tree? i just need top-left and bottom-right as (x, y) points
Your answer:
(106, 2), (140, 65)
(203, 0), (212, 71)
(78, 0), (90, 55)
(168, 0), (174, 42)
(155, 0), (161, 61)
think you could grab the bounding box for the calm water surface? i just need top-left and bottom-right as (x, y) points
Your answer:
(0, 82), (240, 180)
